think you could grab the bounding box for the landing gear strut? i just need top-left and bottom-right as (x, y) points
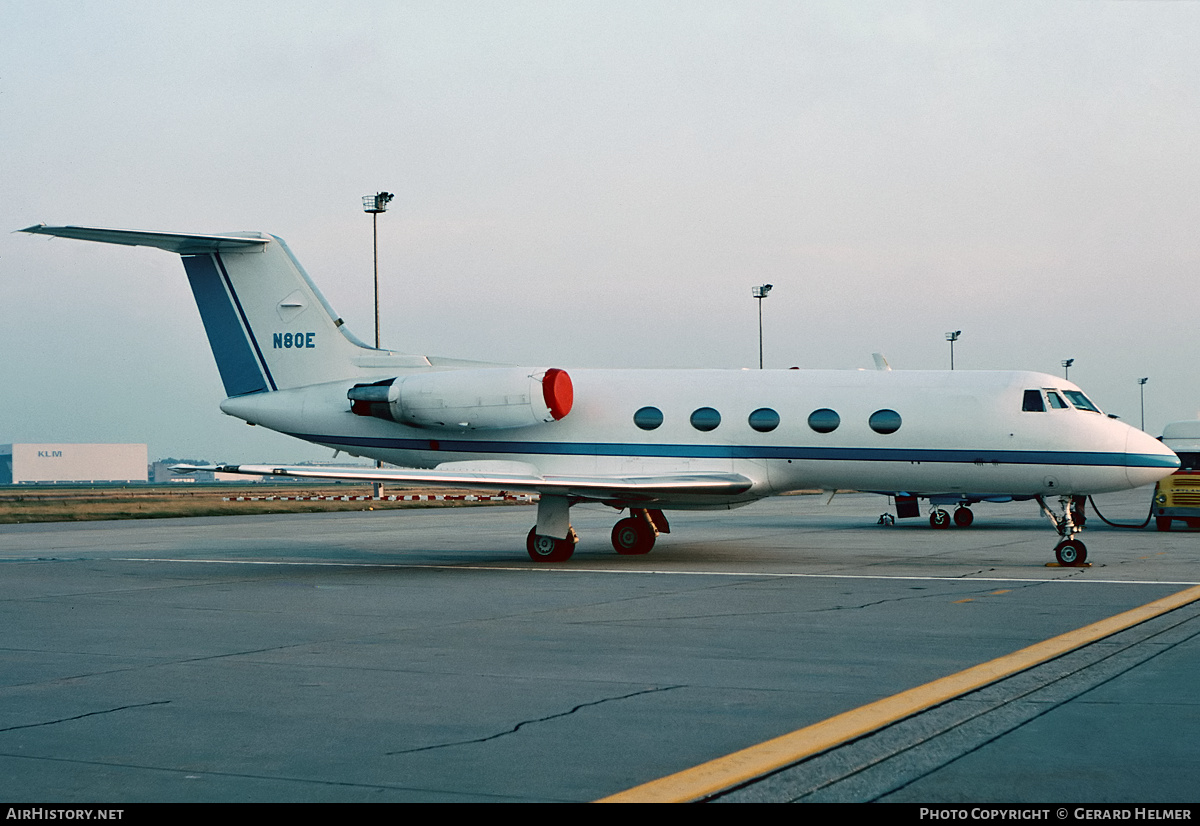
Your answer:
(1038, 495), (1089, 566)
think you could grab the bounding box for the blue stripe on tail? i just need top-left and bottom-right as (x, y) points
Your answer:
(181, 254), (270, 396)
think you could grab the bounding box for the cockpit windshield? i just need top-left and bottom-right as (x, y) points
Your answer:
(1022, 389), (1045, 412)
(1062, 390), (1102, 413)
(1023, 388), (1104, 414)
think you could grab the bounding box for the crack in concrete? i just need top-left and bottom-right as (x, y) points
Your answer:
(0, 700), (170, 733)
(806, 581), (1041, 613)
(386, 685), (683, 756)
(0, 640), (354, 691)
(0, 748), (532, 801)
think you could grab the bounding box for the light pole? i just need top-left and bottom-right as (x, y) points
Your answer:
(752, 284), (773, 369)
(1139, 377), (1149, 431)
(945, 331), (961, 370)
(1062, 358), (1074, 380)
(363, 191), (394, 349)
(363, 191), (394, 499)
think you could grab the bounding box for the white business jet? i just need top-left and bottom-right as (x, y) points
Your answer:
(21, 225), (1179, 566)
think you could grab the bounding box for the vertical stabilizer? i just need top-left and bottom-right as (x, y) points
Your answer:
(181, 238), (367, 393)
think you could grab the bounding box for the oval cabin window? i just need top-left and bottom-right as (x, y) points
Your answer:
(748, 408), (780, 432)
(633, 406), (664, 431)
(690, 407), (721, 432)
(808, 408), (840, 434)
(869, 409), (902, 434)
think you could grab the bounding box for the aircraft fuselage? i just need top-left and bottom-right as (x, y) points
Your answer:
(219, 366), (1174, 509)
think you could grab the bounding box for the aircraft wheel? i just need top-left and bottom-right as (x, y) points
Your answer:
(526, 527), (576, 562)
(1156, 517), (1172, 532)
(611, 517), (656, 555)
(1055, 539), (1087, 566)
(929, 509), (951, 529)
(953, 507), (974, 528)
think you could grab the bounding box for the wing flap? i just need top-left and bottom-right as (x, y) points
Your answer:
(173, 463), (754, 501)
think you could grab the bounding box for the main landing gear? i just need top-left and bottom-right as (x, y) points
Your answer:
(926, 506), (974, 529)
(611, 508), (669, 555)
(525, 499), (670, 563)
(526, 526), (578, 562)
(1037, 495), (1089, 566)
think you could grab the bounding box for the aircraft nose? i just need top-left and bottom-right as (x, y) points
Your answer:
(1125, 427), (1180, 488)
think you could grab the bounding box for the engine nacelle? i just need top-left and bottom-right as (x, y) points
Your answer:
(349, 367), (573, 431)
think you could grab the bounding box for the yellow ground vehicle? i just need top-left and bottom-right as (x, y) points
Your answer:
(1155, 420), (1200, 531)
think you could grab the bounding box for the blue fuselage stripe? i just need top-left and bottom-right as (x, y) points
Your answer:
(283, 432), (1174, 469)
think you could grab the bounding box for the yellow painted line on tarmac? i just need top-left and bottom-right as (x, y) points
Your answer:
(598, 583), (1200, 803)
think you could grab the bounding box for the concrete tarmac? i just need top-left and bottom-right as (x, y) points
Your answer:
(0, 487), (1196, 802)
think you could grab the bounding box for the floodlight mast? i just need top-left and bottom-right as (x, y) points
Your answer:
(1062, 358), (1074, 380)
(363, 191), (395, 498)
(752, 284), (773, 369)
(945, 330), (962, 370)
(363, 192), (395, 349)
(1139, 377), (1149, 431)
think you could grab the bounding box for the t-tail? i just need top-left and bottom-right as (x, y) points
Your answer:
(21, 225), (375, 393)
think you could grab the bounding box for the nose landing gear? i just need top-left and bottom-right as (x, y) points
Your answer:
(1038, 495), (1089, 566)
(1054, 538), (1086, 566)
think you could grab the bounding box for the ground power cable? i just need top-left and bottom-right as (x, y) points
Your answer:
(1087, 492), (1154, 529)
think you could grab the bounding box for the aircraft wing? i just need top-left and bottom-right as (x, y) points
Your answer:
(173, 463), (754, 503)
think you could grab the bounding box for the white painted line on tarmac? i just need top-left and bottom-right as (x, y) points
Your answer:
(113, 558), (1200, 586)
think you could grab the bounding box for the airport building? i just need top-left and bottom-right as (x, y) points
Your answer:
(1, 443), (148, 484)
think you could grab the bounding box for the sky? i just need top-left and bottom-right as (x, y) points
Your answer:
(2, 1), (1198, 462)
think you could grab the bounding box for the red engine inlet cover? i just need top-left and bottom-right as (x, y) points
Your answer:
(542, 368), (573, 420)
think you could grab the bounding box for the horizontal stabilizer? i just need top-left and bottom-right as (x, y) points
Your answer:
(174, 463), (754, 502)
(20, 225), (268, 253)
(22, 222), (382, 393)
